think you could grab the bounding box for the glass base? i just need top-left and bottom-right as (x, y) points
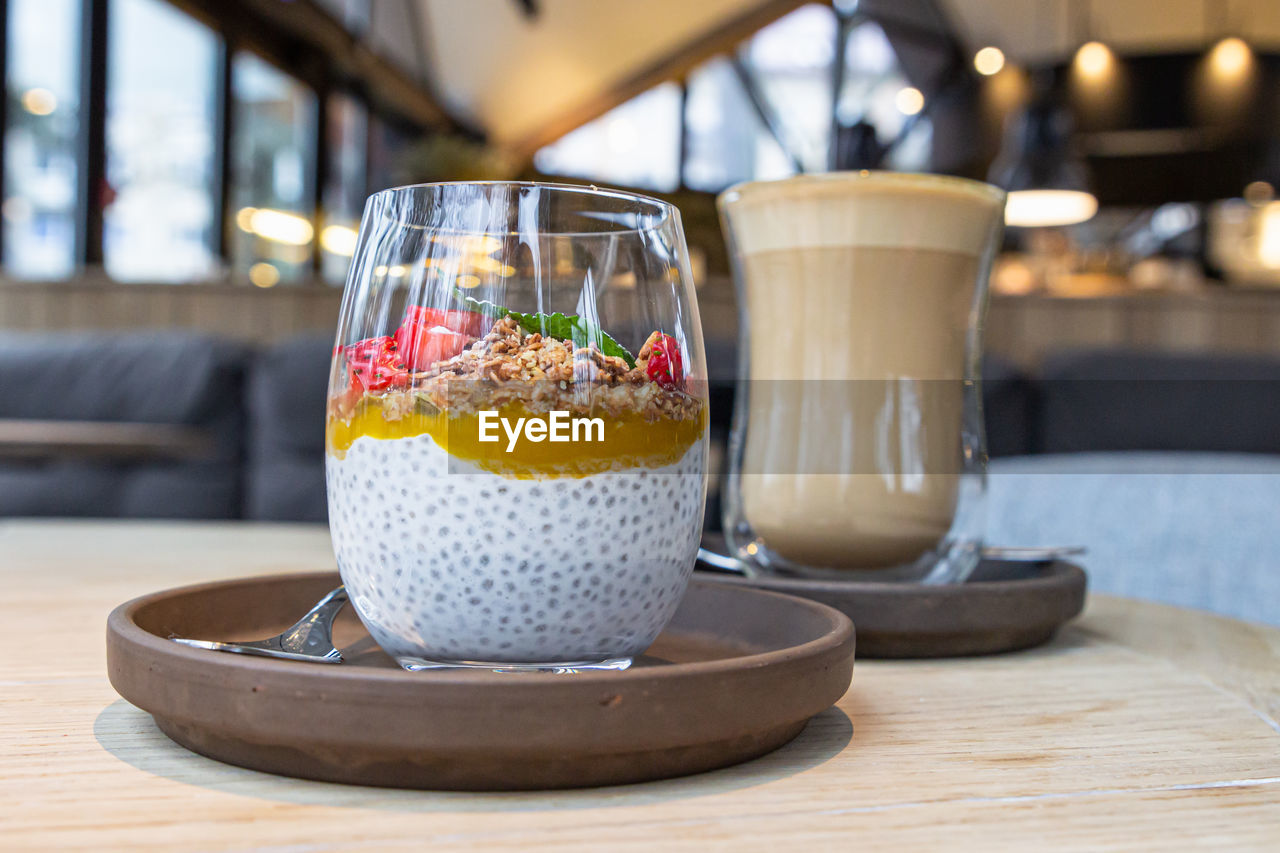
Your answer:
(732, 535), (983, 585)
(394, 655), (633, 674)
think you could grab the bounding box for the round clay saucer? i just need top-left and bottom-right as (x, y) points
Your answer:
(695, 557), (1086, 658)
(106, 573), (855, 791)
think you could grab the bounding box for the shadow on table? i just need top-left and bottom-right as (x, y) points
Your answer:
(93, 700), (853, 812)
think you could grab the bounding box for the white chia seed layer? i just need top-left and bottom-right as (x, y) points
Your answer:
(326, 433), (706, 664)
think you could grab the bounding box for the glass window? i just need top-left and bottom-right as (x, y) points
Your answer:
(534, 83), (682, 192)
(742, 3), (837, 172)
(320, 93), (367, 285)
(104, 0), (219, 282)
(3, 0), (81, 278)
(836, 21), (914, 143)
(683, 57), (795, 192)
(229, 52), (317, 285)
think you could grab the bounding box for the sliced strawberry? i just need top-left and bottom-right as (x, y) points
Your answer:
(344, 335), (408, 392)
(394, 323), (471, 371)
(642, 332), (684, 390)
(395, 307), (481, 370)
(401, 306), (488, 338)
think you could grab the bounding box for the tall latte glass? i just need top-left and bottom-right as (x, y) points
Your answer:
(718, 172), (1004, 582)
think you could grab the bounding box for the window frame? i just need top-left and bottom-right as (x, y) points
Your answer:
(0, 0), (389, 287)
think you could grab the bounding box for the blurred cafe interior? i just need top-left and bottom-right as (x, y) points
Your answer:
(2, 0), (1279, 625)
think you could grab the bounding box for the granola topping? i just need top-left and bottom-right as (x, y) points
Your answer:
(333, 316), (703, 425)
(327, 314), (707, 477)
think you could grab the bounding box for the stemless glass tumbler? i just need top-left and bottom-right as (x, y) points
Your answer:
(325, 182), (710, 671)
(718, 172), (1005, 583)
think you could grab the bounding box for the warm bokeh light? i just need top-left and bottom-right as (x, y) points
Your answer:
(431, 234), (503, 254)
(20, 87), (57, 116)
(467, 254), (503, 273)
(248, 262), (280, 288)
(991, 257), (1038, 295)
(895, 86), (924, 115)
(974, 46), (1005, 76)
(237, 207), (314, 246)
(1005, 189), (1099, 227)
(456, 274), (481, 289)
(1074, 41), (1113, 77)
(320, 224), (358, 256)
(1209, 36), (1251, 78)
(1259, 203), (1280, 269)
(1244, 181), (1275, 205)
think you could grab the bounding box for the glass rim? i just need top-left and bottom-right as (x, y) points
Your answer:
(365, 180), (679, 237)
(717, 169), (1007, 209)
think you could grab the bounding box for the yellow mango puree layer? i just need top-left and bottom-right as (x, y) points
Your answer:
(327, 398), (707, 478)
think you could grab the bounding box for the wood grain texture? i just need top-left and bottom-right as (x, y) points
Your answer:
(1, 520), (1278, 850)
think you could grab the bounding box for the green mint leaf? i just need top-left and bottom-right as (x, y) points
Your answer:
(507, 311), (636, 368)
(453, 288), (636, 368)
(457, 292), (507, 318)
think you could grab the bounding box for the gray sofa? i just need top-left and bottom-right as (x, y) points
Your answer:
(0, 332), (248, 518)
(245, 336), (332, 522)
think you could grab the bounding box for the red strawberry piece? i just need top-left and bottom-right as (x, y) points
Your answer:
(642, 332), (684, 390)
(394, 306), (484, 370)
(344, 335), (408, 392)
(401, 306), (487, 337)
(395, 324), (470, 371)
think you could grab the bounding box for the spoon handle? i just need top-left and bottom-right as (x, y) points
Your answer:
(170, 586), (349, 664)
(170, 636), (344, 663)
(696, 545), (1087, 574)
(278, 586), (349, 657)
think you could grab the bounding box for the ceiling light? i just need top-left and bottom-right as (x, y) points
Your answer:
(1004, 190), (1099, 227)
(895, 86), (924, 116)
(988, 95), (1098, 228)
(1074, 41), (1112, 77)
(974, 47), (1005, 76)
(320, 224), (358, 257)
(1209, 36), (1251, 77)
(245, 209), (313, 246)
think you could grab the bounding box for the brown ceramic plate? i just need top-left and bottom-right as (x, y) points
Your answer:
(106, 573), (854, 791)
(696, 559), (1086, 658)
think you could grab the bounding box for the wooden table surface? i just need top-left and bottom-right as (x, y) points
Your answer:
(3, 520), (1278, 851)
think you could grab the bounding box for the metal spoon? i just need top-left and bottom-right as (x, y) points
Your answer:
(697, 545), (1087, 575)
(171, 586), (348, 664)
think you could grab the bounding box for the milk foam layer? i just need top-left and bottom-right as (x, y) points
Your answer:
(720, 171), (1005, 255)
(327, 433), (706, 664)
